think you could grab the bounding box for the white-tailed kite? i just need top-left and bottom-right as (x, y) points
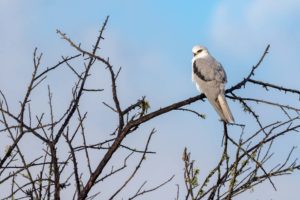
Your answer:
(192, 45), (235, 123)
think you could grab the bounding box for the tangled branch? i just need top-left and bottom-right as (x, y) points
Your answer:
(0, 16), (299, 200)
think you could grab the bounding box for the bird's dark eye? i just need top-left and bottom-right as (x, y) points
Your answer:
(197, 49), (203, 53)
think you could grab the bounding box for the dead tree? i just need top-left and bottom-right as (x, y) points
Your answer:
(0, 16), (299, 200)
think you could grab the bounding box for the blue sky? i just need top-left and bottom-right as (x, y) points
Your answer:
(0, 0), (300, 199)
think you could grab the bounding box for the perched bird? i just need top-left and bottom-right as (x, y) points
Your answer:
(192, 45), (234, 123)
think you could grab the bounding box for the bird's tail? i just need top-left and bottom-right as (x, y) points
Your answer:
(217, 94), (235, 123)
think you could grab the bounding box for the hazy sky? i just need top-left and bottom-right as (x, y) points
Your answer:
(0, 0), (300, 199)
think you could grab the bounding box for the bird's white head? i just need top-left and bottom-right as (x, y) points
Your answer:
(192, 45), (209, 58)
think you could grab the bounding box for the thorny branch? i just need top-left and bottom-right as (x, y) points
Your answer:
(0, 16), (299, 200)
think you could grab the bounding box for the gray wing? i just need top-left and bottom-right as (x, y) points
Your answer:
(193, 57), (227, 83)
(192, 57), (234, 123)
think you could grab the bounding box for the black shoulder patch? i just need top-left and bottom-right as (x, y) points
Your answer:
(193, 62), (213, 82)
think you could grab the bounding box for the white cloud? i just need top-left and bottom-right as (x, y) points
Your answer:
(0, 1), (35, 101)
(209, 0), (300, 87)
(246, 0), (300, 24)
